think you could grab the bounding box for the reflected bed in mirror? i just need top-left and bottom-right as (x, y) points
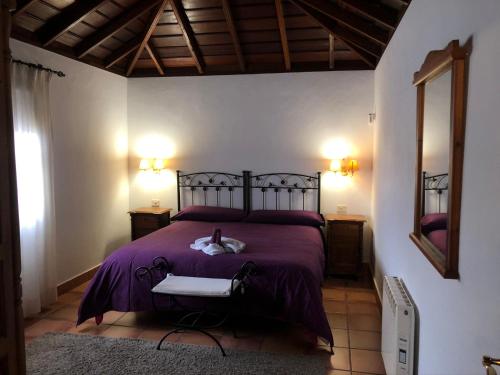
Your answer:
(410, 40), (471, 279)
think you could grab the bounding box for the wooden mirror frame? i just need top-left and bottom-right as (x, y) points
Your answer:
(410, 40), (471, 279)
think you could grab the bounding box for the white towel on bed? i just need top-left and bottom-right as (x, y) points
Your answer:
(190, 236), (246, 256)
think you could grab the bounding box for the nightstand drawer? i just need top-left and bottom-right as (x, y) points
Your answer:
(133, 215), (160, 229)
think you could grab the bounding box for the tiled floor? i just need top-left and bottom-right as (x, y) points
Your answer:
(24, 268), (385, 375)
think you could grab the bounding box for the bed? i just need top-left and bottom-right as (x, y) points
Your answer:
(77, 171), (333, 346)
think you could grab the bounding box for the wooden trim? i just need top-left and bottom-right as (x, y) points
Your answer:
(169, 0), (205, 74)
(145, 42), (165, 76)
(275, 0), (291, 71)
(366, 263), (382, 311)
(57, 264), (101, 296)
(300, 0), (389, 46)
(37, 0), (108, 46)
(413, 40), (467, 85)
(222, 0), (245, 73)
(126, 0), (168, 77)
(75, 0), (161, 58)
(328, 34), (334, 69)
(410, 39), (471, 279)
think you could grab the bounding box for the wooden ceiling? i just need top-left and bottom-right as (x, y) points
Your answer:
(10, 0), (412, 77)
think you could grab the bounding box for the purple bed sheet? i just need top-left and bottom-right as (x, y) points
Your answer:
(78, 220), (333, 345)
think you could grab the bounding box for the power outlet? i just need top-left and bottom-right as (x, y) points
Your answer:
(151, 199), (160, 208)
(336, 205), (347, 215)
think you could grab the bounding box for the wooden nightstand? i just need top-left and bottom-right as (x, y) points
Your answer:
(129, 207), (172, 240)
(325, 214), (367, 277)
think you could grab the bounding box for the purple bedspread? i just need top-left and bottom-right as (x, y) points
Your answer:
(78, 221), (333, 345)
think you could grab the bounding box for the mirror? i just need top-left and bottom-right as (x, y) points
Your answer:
(421, 70), (451, 254)
(410, 40), (471, 279)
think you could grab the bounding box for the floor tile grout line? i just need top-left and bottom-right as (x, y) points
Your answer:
(345, 299), (354, 373)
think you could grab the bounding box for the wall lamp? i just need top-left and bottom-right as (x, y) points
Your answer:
(330, 158), (359, 176)
(139, 158), (166, 173)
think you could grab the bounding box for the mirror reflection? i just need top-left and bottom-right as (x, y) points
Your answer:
(421, 69), (452, 257)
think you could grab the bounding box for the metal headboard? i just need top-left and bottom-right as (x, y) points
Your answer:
(422, 171), (448, 214)
(249, 172), (321, 214)
(176, 171), (249, 211)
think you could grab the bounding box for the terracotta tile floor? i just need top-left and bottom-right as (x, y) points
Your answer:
(24, 269), (385, 375)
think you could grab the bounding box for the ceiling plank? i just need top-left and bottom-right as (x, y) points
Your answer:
(329, 34), (334, 69)
(169, 0), (205, 74)
(13, 0), (37, 17)
(75, 0), (161, 58)
(126, 0), (168, 77)
(145, 41), (165, 75)
(340, 0), (398, 30)
(291, 0), (382, 61)
(37, 0), (109, 46)
(222, 0), (245, 72)
(275, 0), (291, 71)
(299, 0), (388, 45)
(342, 40), (376, 68)
(104, 38), (140, 68)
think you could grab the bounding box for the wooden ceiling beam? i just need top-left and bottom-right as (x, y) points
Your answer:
(340, 0), (398, 30)
(75, 0), (161, 58)
(299, 0), (388, 46)
(126, 0), (168, 77)
(222, 0), (245, 72)
(329, 34), (334, 69)
(292, 0), (380, 62)
(13, 0), (37, 17)
(275, 0), (291, 71)
(37, 0), (109, 46)
(169, 0), (204, 74)
(145, 41), (165, 75)
(104, 38), (140, 68)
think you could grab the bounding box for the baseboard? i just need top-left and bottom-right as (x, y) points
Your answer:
(57, 264), (101, 296)
(367, 263), (383, 310)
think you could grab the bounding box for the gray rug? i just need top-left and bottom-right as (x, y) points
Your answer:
(27, 333), (329, 375)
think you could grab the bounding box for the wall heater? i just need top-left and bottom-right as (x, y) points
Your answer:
(381, 276), (415, 375)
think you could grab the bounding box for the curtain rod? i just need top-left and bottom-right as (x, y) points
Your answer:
(11, 58), (66, 77)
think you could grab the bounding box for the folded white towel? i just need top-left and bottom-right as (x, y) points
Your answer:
(190, 236), (246, 256)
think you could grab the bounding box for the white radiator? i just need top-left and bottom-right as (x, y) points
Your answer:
(381, 276), (415, 375)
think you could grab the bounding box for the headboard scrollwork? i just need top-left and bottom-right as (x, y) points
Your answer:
(176, 171), (321, 214)
(176, 171), (249, 211)
(422, 171), (449, 214)
(249, 172), (321, 213)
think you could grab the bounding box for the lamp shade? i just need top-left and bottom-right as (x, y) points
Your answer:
(347, 159), (359, 172)
(330, 159), (342, 173)
(153, 158), (165, 171)
(139, 158), (151, 171)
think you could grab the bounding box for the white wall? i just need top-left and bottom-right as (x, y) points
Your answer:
(127, 71), (374, 216)
(10, 40), (130, 284)
(372, 1), (500, 373)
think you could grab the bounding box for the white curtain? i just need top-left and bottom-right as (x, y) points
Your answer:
(11, 63), (57, 317)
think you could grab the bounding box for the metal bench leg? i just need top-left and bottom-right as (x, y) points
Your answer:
(156, 327), (226, 357)
(157, 328), (181, 350)
(197, 328), (226, 357)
